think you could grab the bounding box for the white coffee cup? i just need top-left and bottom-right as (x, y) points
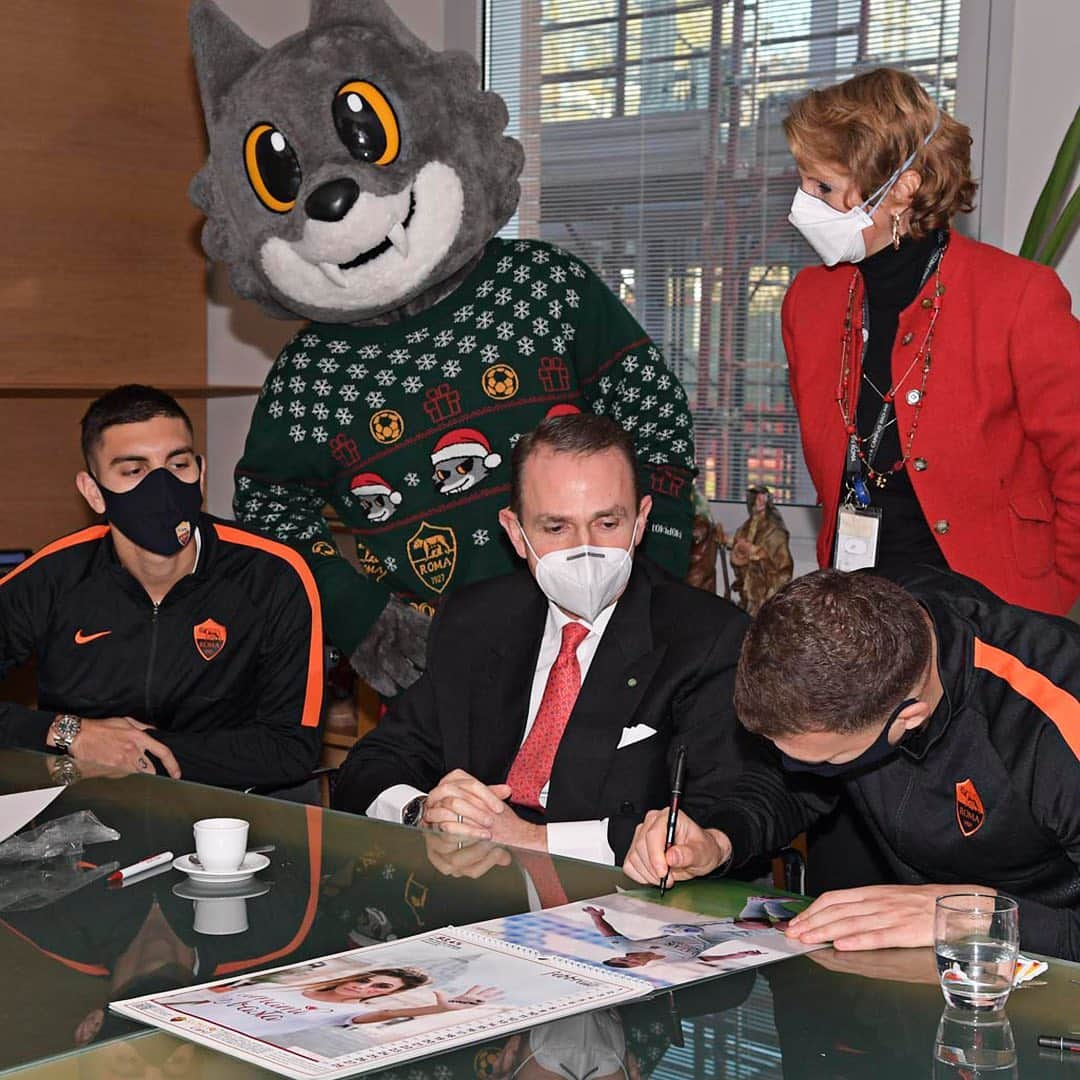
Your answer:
(193, 817), (249, 872)
(193, 897), (249, 936)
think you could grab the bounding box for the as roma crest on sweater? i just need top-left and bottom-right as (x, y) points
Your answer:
(955, 778), (986, 837)
(193, 619), (227, 662)
(408, 523), (457, 594)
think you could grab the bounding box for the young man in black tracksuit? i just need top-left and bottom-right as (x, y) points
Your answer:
(0, 385), (324, 791)
(624, 568), (1080, 961)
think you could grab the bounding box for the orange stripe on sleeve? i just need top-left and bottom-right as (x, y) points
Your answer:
(973, 637), (1080, 759)
(213, 805), (322, 976)
(0, 526), (109, 587)
(0, 919), (110, 977)
(214, 524), (324, 728)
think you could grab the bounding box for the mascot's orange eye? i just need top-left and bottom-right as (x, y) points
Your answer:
(244, 124), (302, 213)
(334, 81), (400, 165)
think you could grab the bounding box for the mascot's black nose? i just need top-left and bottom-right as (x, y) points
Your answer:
(305, 178), (359, 222)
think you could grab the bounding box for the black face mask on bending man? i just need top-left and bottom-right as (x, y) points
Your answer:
(95, 460), (203, 557)
(779, 698), (919, 779)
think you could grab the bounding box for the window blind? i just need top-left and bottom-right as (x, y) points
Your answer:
(486, 0), (961, 504)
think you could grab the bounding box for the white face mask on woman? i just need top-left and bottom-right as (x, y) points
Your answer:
(519, 520), (639, 623)
(788, 113), (940, 266)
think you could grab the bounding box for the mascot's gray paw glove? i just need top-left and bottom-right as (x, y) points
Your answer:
(349, 598), (430, 697)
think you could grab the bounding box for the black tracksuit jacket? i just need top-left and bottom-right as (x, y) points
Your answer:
(0, 514), (324, 789)
(707, 576), (1080, 960)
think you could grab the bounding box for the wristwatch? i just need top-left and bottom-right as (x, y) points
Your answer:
(51, 714), (82, 754)
(401, 795), (428, 827)
(48, 755), (82, 786)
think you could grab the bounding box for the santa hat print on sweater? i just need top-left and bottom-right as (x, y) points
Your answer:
(429, 428), (502, 470)
(349, 472), (403, 504)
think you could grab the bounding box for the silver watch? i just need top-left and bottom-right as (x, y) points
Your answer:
(401, 795), (427, 827)
(52, 714), (82, 754)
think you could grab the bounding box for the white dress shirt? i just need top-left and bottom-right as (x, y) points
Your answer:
(366, 599), (619, 864)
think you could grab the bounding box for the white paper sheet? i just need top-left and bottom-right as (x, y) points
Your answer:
(0, 787), (64, 844)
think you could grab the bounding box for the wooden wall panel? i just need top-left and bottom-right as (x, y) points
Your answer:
(0, 1), (208, 548)
(0, 398), (207, 551)
(0, 1), (206, 382)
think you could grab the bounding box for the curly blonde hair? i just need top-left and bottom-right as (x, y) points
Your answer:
(783, 68), (977, 237)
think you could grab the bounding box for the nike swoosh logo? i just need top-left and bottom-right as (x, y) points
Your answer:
(74, 629), (112, 645)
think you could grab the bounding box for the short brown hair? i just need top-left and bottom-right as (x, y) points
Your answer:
(735, 570), (932, 738)
(510, 413), (641, 516)
(784, 68), (977, 237)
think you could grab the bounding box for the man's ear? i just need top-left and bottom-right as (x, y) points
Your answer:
(498, 508), (527, 561)
(633, 495), (653, 547)
(198, 456), (208, 502)
(76, 471), (106, 516)
(895, 698), (932, 732)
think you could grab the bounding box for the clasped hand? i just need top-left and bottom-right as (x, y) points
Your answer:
(421, 768), (546, 851)
(69, 717), (181, 779)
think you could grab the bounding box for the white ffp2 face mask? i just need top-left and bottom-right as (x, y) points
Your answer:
(520, 520), (638, 623)
(788, 114), (941, 266)
(788, 187), (876, 266)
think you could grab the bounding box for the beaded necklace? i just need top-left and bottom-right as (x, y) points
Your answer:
(836, 245), (946, 491)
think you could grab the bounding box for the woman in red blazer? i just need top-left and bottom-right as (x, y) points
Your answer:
(781, 68), (1080, 615)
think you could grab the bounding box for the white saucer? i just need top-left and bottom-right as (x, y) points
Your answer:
(172, 851), (270, 884)
(173, 879), (271, 901)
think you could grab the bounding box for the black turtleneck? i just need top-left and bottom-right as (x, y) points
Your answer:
(849, 230), (949, 578)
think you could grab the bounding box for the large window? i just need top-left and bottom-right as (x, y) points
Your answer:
(487, 0), (961, 504)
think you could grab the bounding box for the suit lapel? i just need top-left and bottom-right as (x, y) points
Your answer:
(547, 563), (668, 818)
(468, 575), (548, 782)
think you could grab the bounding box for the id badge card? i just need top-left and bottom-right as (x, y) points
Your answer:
(833, 506), (882, 572)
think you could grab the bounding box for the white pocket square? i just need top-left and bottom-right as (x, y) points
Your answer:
(617, 724), (657, 749)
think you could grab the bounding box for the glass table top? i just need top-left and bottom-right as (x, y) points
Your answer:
(2, 748), (1078, 1079)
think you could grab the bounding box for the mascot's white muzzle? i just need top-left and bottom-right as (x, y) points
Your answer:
(260, 160), (465, 310)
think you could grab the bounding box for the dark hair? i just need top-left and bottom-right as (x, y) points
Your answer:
(510, 413), (641, 516)
(80, 385), (193, 469)
(735, 570), (932, 738)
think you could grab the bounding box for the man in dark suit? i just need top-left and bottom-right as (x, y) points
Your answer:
(332, 414), (749, 865)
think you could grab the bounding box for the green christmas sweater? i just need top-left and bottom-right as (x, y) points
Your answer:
(235, 238), (696, 655)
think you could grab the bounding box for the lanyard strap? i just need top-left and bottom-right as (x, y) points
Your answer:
(848, 230), (947, 481)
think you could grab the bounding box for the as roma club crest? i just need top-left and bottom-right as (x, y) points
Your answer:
(955, 778), (986, 837)
(175, 520), (192, 547)
(193, 618), (227, 662)
(408, 522), (457, 595)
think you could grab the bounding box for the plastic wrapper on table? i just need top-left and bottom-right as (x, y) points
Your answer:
(0, 809), (120, 864)
(0, 854), (119, 911)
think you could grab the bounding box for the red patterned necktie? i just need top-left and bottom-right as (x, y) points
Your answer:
(506, 621), (591, 811)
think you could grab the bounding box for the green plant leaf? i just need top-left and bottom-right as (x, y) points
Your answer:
(1038, 184), (1080, 267)
(1020, 105), (1080, 260)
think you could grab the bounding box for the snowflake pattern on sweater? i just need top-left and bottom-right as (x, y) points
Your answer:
(235, 238), (696, 654)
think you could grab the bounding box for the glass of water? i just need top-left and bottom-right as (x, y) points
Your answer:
(934, 894), (1019, 1011)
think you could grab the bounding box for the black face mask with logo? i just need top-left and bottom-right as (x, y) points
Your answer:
(95, 461), (203, 557)
(779, 698), (919, 779)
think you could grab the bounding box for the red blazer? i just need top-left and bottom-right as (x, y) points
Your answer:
(781, 231), (1080, 615)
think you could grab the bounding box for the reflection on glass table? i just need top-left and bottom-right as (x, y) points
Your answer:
(0, 749), (618, 1074)
(4, 747), (1080, 1080)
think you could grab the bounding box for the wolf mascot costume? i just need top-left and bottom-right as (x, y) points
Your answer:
(189, 0), (696, 694)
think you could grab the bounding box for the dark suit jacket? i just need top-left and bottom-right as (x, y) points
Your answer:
(333, 557), (751, 861)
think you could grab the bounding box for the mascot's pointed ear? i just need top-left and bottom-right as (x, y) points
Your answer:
(189, 0), (266, 119)
(308, 0), (427, 52)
